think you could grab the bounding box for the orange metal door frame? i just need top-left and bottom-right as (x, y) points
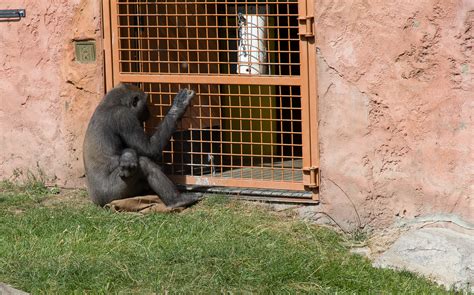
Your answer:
(299, 0), (319, 197)
(101, 0), (319, 200)
(102, 0), (114, 91)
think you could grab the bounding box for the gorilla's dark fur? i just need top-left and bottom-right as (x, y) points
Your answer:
(83, 83), (200, 208)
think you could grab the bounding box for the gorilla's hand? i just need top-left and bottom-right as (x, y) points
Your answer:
(171, 88), (195, 112)
(119, 149), (138, 179)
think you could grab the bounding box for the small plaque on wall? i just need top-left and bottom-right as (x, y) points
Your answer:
(74, 40), (96, 63)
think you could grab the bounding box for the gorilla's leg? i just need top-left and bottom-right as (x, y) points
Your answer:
(138, 156), (202, 208)
(91, 164), (145, 207)
(118, 148), (138, 179)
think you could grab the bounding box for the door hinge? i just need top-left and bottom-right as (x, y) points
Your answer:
(298, 15), (315, 38)
(303, 166), (319, 189)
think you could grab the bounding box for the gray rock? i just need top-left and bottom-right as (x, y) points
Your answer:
(374, 228), (474, 292)
(0, 283), (29, 295)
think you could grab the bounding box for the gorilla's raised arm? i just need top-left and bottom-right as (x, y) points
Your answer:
(113, 88), (195, 158)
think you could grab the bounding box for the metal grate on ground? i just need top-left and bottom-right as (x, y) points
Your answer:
(177, 184), (317, 204)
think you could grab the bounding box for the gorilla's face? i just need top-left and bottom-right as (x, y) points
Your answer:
(130, 91), (150, 123)
(118, 84), (150, 123)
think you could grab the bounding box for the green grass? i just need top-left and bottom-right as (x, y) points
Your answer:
(0, 180), (449, 294)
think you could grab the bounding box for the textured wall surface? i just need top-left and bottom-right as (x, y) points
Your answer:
(315, 0), (473, 229)
(0, 0), (472, 230)
(0, 0), (103, 187)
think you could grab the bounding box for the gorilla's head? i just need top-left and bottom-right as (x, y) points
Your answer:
(119, 84), (150, 122)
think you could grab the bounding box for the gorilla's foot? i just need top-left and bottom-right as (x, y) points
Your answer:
(167, 192), (204, 208)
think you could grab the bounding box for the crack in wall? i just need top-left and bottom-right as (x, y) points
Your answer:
(66, 80), (98, 96)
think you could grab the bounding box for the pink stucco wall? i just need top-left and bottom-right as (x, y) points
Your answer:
(315, 0), (473, 229)
(0, 0), (103, 187)
(0, 0), (472, 229)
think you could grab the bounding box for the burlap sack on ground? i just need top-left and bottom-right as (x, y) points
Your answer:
(105, 195), (185, 213)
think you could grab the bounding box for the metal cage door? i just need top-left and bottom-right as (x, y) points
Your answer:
(102, 0), (319, 202)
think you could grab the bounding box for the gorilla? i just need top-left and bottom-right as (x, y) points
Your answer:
(83, 83), (201, 208)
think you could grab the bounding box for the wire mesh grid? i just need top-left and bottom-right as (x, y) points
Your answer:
(142, 82), (303, 183)
(113, 0), (309, 187)
(117, 0), (300, 76)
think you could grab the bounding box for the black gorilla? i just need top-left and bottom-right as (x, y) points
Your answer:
(83, 83), (200, 208)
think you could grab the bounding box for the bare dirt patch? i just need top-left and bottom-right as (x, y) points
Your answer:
(40, 188), (90, 208)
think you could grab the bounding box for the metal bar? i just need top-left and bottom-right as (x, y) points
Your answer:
(0, 9), (26, 19)
(179, 185), (317, 200)
(306, 0), (319, 201)
(102, 0), (114, 91)
(232, 195), (318, 204)
(110, 0), (120, 86)
(117, 1), (297, 3)
(115, 25), (299, 30)
(118, 73), (302, 85)
(298, 0), (312, 188)
(170, 175), (305, 190)
(116, 48), (299, 55)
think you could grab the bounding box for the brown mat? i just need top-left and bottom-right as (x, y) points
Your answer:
(104, 195), (185, 214)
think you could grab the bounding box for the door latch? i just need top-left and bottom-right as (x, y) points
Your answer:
(0, 9), (26, 19)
